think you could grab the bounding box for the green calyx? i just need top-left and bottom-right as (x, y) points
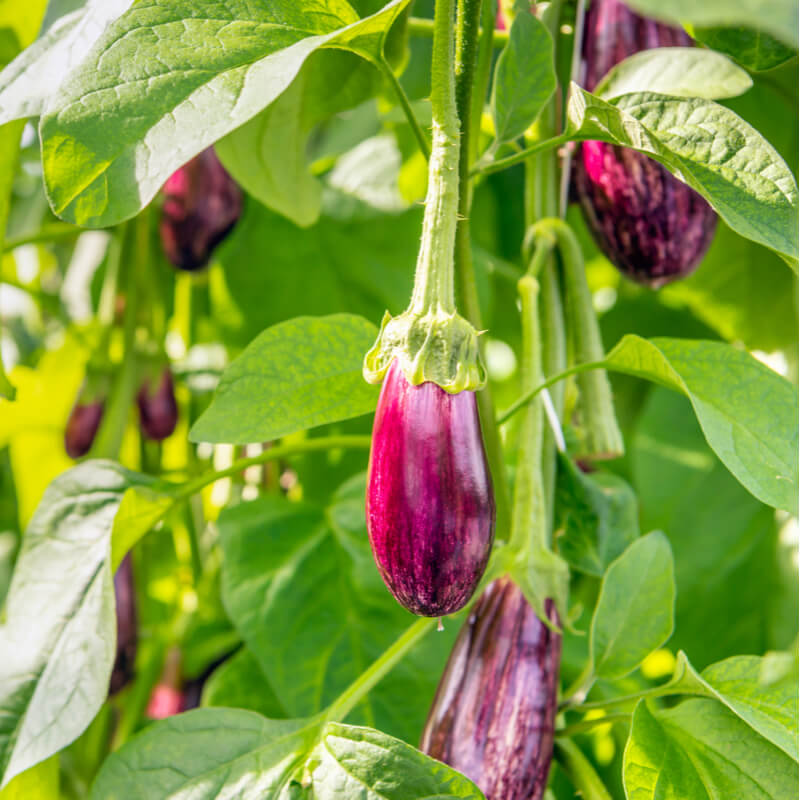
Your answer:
(363, 307), (486, 393)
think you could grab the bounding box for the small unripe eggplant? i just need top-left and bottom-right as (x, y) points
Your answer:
(64, 396), (104, 458)
(573, 0), (717, 287)
(159, 147), (243, 271)
(366, 360), (495, 617)
(420, 578), (561, 800)
(109, 554), (137, 695)
(137, 368), (178, 441)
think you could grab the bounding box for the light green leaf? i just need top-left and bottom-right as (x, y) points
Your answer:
(694, 26), (797, 72)
(490, 7), (556, 144)
(623, 699), (797, 800)
(623, 0), (798, 48)
(89, 710), (484, 798)
(567, 86), (799, 265)
(594, 48), (752, 101)
(39, 0), (412, 227)
(604, 335), (798, 513)
(190, 314), (379, 445)
(109, 483), (176, 571)
(591, 532), (675, 679)
(0, 461), (158, 788)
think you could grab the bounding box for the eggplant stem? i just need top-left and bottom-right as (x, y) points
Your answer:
(379, 57), (430, 160)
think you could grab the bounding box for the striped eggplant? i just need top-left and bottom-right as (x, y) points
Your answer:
(137, 368), (178, 442)
(420, 577), (561, 800)
(109, 554), (137, 695)
(573, 0), (717, 287)
(366, 360), (495, 617)
(159, 147), (243, 272)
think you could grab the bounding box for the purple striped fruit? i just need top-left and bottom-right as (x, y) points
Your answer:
(366, 360), (495, 617)
(573, 0), (717, 287)
(420, 578), (561, 800)
(109, 554), (138, 695)
(64, 397), (104, 458)
(137, 368), (178, 442)
(159, 147), (243, 272)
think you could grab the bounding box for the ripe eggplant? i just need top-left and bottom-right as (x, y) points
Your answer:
(137, 368), (178, 442)
(64, 395), (104, 458)
(366, 360), (495, 617)
(420, 578), (561, 800)
(159, 147), (243, 271)
(109, 554), (137, 695)
(573, 0), (717, 287)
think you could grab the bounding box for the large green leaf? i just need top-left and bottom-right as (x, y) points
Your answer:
(623, 0), (798, 48)
(590, 532), (675, 679)
(218, 484), (458, 744)
(594, 48), (752, 101)
(0, 462), (161, 788)
(566, 86), (799, 265)
(623, 699), (797, 800)
(39, 0), (412, 227)
(190, 314), (379, 445)
(89, 710), (484, 799)
(602, 336), (798, 513)
(490, 7), (555, 144)
(694, 27), (797, 72)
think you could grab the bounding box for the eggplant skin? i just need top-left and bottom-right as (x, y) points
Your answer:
(64, 399), (104, 458)
(137, 368), (178, 442)
(159, 147), (243, 272)
(366, 360), (495, 617)
(420, 578), (561, 800)
(109, 554), (137, 695)
(574, 0), (717, 288)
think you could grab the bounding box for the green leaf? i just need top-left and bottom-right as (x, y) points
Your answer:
(694, 27), (797, 72)
(0, 0), (131, 124)
(89, 710), (484, 799)
(590, 531), (675, 679)
(0, 461), (158, 788)
(662, 651), (799, 760)
(109, 483), (176, 570)
(39, 0), (412, 227)
(566, 86), (799, 265)
(490, 7), (556, 144)
(555, 454), (640, 577)
(190, 314), (379, 445)
(623, 0), (798, 48)
(623, 699), (797, 800)
(594, 47), (752, 101)
(603, 335), (799, 513)
(0, 757), (58, 800)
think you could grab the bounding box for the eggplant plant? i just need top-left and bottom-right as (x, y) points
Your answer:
(0, 1), (797, 799)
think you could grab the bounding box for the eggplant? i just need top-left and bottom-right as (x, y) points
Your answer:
(137, 368), (178, 442)
(64, 396), (104, 458)
(420, 578), (561, 800)
(159, 147), (243, 271)
(366, 360), (495, 617)
(109, 554), (137, 695)
(573, 0), (717, 287)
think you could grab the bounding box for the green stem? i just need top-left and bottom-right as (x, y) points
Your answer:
(560, 661), (596, 708)
(554, 740), (615, 800)
(557, 712), (632, 738)
(97, 227), (124, 328)
(380, 58), (430, 160)
(325, 618), (436, 723)
(407, 15), (508, 46)
(473, 132), (571, 177)
(2, 222), (82, 252)
(468, 0), (495, 166)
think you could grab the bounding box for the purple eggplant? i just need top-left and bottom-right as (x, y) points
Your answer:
(109, 554), (138, 695)
(573, 0), (717, 287)
(64, 395), (104, 458)
(420, 578), (561, 800)
(366, 360), (495, 617)
(159, 147), (243, 272)
(137, 368), (178, 442)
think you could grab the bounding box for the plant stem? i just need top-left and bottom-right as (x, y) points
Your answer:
(554, 740), (615, 800)
(561, 661), (595, 707)
(1, 222), (82, 251)
(408, 15), (508, 46)
(473, 132), (571, 177)
(468, 0), (495, 166)
(408, 0), (460, 315)
(379, 58), (430, 160)
(325, 617), (436, 723)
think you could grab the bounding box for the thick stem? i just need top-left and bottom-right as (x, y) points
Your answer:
(468, 0), (495, 166)
(555, 740), (615, 800)
(408, 0), (460, 315)
(380, 58), (430, 160)
(408, 15), (508, 46)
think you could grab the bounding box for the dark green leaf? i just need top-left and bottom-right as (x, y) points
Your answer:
(566, 86), (799, 265)
(591, 531), (675, 679)
(602, 336), (799, 513)
(694, 27), (797, 72)
(594, 47), (752, 100)
(623, 699), (797, 799)
(555, 454), (639, 577)
(190, 314), (379, 444)
(490, 8), (555, 144)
